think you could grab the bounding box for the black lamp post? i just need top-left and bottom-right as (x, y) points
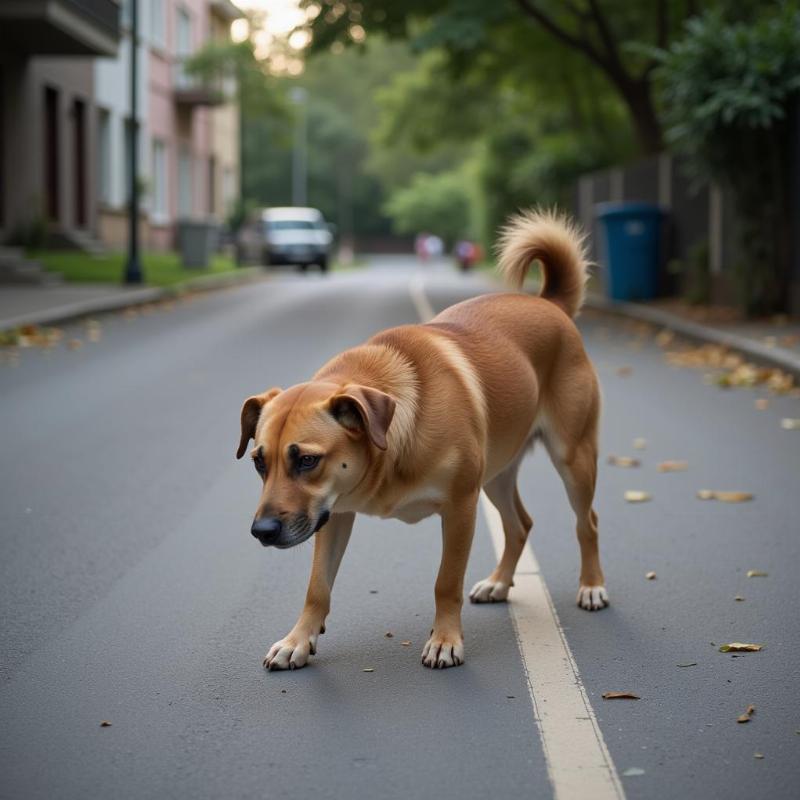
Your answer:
(124, 0), (143, 284)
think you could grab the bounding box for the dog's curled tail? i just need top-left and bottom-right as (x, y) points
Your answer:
(496, 209), (590, 318)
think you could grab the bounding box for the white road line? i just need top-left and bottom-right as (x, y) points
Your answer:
(410, 276), (625, 800)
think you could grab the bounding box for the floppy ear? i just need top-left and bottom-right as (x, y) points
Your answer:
(236, 388), (281, 459)
(329, 385), (396, 451)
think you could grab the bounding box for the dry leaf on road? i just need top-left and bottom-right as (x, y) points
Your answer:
(624, 491), (651, 503)
(754, 398), (769, 410)
(645, 571), (657, 580)
(719, 643), (763, 653)
(362, 668), (375, 673)
(100, 721), (112, 727)
(608, 455), (641, 467)
(657, 460), (688, 472)
(781, 418), (800, 430)
(400, 641), (411, 646)
(696, 490), (753, 502)
(602, 691), (640, 700)
(737, 704), (756, 723)
(746, 570), (768, 578)
(633, 437), (647, 450)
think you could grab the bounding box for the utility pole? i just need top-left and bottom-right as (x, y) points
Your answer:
(124, 0), (143, 284)
(290, 87), (307, 207)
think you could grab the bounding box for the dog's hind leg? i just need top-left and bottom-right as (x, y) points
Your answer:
(544, 422), (608, 611)
(469, 459), (532, 603)
(263, 511), (355, 670)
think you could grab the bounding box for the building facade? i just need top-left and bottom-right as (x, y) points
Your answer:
(0, 0), (242, 252)
(0, 0), (121, 246)
(98, 0), (242, 250)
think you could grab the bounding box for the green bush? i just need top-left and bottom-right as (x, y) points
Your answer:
(655, 6), (800, 315)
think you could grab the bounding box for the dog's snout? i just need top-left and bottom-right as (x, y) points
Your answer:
(251, 516), (283, 546)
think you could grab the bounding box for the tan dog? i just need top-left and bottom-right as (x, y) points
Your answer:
(237, 210), (607, 671)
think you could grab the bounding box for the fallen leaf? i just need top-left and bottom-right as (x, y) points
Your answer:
(754, 398), (769, 410)
(657, 460), (688, 472)
(754, 753), (765, 760)
(602, 691), (640, 700)
(645, 571), (657, 580)
(362, 668), (375, 673)
(622, 767), (646, 777)
(696, 490), (753, 502)
(401, 641), (411, 646)
(100, 721), (112, 727)
(676, 662), (697, 668)
(747, 570), (768, 579)
(66, 339), (83, 350)
(719, 643), (763, 653)
(656, 329), (674, 348)
(715, 491), (754, 503)
(735, 596), (745, 602)
(781, 418), (800, 430)
(624, 490), (651, 503)
(608, 455), (641, 467)
(616, 366), (633, 377)
(633, 437), (647, 450)
(384, 632), (394, 638)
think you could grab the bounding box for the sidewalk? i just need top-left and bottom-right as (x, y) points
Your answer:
(587, 293), (800, 381)
(0, 267), (264, 332)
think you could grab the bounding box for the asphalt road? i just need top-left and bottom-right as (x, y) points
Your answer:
(1, 257), (798, 800)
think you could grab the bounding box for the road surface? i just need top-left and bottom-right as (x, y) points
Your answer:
(1, 257), (798, 800)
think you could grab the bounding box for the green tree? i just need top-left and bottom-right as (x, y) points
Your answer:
(655, 5), (800, 314)
(303, 0), (712, 155)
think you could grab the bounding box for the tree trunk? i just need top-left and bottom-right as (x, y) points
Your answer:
(614, 76), (664, 155)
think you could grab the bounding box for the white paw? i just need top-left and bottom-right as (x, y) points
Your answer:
(576, 585), (609, 611)
(469, 578), (510, 603)
(263, 630), (319, 671)
(421, 634), (465, 669)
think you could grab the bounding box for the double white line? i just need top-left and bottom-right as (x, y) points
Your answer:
(410, 273), (624, 800)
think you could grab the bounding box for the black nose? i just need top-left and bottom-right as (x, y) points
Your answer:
(251, 516), (282, 546)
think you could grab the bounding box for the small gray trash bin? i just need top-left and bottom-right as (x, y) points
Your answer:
(177, 219), (218, 269)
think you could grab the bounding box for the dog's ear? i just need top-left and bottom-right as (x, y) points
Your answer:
(329, 386), (396, 451)
(236, 388), (281, 459)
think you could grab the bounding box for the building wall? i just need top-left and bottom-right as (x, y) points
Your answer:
(209, 9), (239, 223)
(0, 54), (96, 240)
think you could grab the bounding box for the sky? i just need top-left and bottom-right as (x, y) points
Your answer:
(232, 0), (312, 70)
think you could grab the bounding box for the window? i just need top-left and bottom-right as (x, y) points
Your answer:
(151, 139), (167, 220)
(177, 146), (192, 217)
(150, 0), (165, 48)
(97, 109), (111, 205)
(175, 7), (193, 87)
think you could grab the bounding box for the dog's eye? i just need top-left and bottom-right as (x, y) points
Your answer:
(297, 454), (321, 472)
(253, 455), (266, 475)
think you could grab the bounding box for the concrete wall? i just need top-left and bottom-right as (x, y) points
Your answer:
(0, 54), (96, 239)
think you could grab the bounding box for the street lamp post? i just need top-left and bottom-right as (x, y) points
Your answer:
(290, 87), (307, 207)
(124, 0), (143, 284)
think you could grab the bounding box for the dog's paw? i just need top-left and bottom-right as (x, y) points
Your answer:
(421, 633), (465, 669)
(576, 585), (609, 611)
(469, 577), (510, 603)
(263, 630), (319, 671)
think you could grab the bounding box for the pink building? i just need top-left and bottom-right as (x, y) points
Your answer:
(148, 0), (240, 250)
(95, 0), (241, 251)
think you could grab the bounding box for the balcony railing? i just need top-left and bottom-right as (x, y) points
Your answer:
(173, 58), (235, 107)
(0, 0), (120, 55)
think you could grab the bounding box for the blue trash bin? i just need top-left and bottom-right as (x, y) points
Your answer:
(595, 202), (663, 301)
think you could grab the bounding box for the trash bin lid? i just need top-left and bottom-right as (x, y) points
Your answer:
(595, 202), (664, 220)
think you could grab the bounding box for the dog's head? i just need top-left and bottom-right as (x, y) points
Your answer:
(236, 381), (395, 548)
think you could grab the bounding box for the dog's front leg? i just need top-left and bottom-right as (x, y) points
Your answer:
(422, 491), (479, 669)
(263, 511), (354, 671)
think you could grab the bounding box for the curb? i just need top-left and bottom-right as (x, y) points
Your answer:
(0, 267), (265, 332)
(585, 293), (800, 381)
